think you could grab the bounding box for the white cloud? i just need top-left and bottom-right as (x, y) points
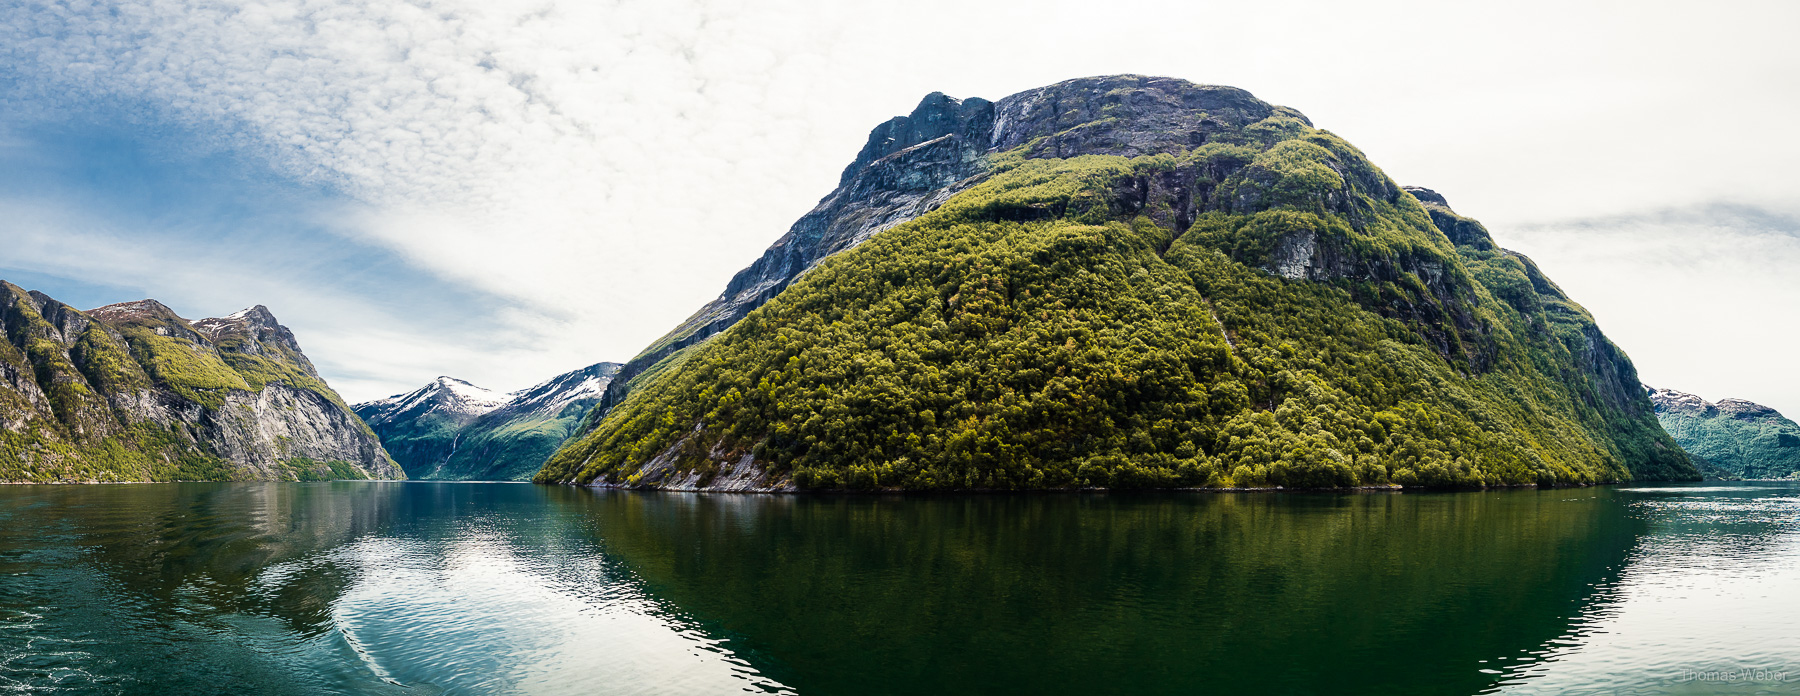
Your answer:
(1498, 204), (1800, 418)
(0, 196), (570, 402)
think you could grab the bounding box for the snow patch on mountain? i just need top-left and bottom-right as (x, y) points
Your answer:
(358, 376), (508, 425)
(352, 362), (623, 480)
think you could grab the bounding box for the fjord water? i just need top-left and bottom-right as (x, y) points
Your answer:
(0, 483), (1794, 695)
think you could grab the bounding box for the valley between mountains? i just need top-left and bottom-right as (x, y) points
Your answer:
(5, 75), (1793, 489)
(354, 364), (619, 481)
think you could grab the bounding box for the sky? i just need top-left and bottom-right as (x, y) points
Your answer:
(1, 0), (1796, 414)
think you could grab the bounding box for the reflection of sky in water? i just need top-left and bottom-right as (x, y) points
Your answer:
(1492, 485), (1800, 695)
(273, 532), (791, 695)
(0, 484), (791, 695)
(4, 482), (1798, 695)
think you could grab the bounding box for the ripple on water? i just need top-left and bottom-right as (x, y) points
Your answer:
(1493, 485), (1800, 695)
(312, 533), (792, 695)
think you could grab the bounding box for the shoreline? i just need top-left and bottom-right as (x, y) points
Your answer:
(567, 479), (1731, 495)
(7, 478), (1792, 490)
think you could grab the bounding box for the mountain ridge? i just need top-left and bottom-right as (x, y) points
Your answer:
(1649, 386), (1800, 479)
(0, 283), (400, 481)
(593, 78), (1294, 416)
(538, 75), (1694, 491)
(356, 362), (621, 481)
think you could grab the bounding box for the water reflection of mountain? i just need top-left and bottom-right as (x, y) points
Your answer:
(572, 488), (1645, 696)
(0, 483), (413, 695)
(0, 484), (1660, 695)
(18, 483), (396, 625)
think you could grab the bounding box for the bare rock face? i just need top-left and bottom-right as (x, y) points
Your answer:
(0, 281), (400, 482)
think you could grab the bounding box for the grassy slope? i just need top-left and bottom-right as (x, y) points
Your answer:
(539, 121), (1692, 489)
(0, 285), (234, 481)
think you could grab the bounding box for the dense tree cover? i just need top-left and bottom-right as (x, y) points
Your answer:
(1654, 395), (1800, 480)
(0, 422), (238, 483)
(538, 119), (1692, 489)
(281, 457), (371, 481)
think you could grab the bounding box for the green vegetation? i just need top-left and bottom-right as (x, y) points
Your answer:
(114, 327), (250, 409)
(1653, 392), (1800, 479)
(439, 408), (595, 481)
(1690, 455), (1745, 481)
(0, 422), (236, 482)
(0, 285), (395, 482)
(281, 457), (370, 482)
(540, 116), (1691, 489)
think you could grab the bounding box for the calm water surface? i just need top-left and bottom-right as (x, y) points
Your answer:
(0, 482), (1795, 695)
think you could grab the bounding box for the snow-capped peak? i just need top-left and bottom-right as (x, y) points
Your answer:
(356, 376), (508, 423)
(502, 363), (621, 416)
(434, 376), (508, 410)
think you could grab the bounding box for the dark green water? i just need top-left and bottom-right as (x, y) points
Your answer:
(0, 482), (1795, 695)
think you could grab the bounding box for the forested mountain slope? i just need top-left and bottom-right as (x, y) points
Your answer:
(1650, 387), (1800, 479)
(0, 285), (400, 482)
(538, 75), (1695, 490)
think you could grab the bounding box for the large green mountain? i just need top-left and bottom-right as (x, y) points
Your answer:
(1649, 387), (1800, 479)
(356, 362), (620, 481)
(0, 283), (401, 482)
(538, 75), (1695, 490)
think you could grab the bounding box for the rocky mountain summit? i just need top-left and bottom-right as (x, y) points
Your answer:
(356, 362), (620, 481)
(599, 76), (1303, 410)
(1649, 387), (1800, 479)
(0, 283), (400, 481)
(539, 75), (1694, 491)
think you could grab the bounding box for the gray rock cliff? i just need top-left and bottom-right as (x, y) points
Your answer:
(0, 282), (400, 481)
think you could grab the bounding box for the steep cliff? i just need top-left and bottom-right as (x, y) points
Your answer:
(539, 75), (1694, 490)
(0, 284), (401, 481)
(1649, 387), (1800, 479)
(357, 362), (620, 481)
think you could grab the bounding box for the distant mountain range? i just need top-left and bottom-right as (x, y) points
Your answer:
(536, 75), (1696, 491)
(354, 362), (620, 481)
(1649, 387), (1800, 480)
(0, 282), (399, 482)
